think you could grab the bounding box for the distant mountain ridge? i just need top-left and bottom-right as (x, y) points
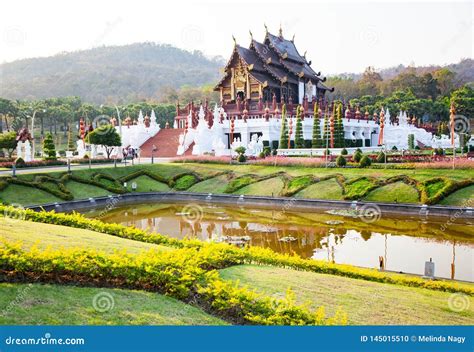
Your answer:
(0, 42), (471, 103)
(331, 59), (473, 83)
(0, 43), (224, 103)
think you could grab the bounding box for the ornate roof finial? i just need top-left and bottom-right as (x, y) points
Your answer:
(232, 35), (237, 46)
(264, 23), (268, 34)
(303, 50), (307, 59)
(249, 30), (253, 40)
(292, 34), (295, 42)
(279, 23), (283, 38)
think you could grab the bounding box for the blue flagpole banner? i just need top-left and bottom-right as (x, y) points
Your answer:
(1, 326), (472, 352)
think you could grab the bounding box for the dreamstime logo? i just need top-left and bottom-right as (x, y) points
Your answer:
(92, 115), (114, 135)
(359, 26), (379, 46)
(358, 204), (381, 223)
(181, 25), (204, 47)
(3, 203), (27, 223)
(181, 204), (204, 224)
(1, 283), (32, 315)
(92, 292), (115, 313)
(3, 26), (26, 47)
(447, 293), (470, 313)
(453, 115), (470, 134)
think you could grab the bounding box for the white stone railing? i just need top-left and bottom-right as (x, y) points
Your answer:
(277, 146), (383, 157)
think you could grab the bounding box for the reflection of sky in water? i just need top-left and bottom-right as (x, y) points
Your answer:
(89, 204), (474, 282)
(312, 231), (473, 281)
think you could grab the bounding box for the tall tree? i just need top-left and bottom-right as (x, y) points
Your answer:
(42, 133), (57, 160)
(294, 106), (304, 148)
(67, 126), (76, 152)
(0, 98), (17, 132)
(312, 102), (322, 148)
(86, 125), (121, 159)
(335, 104), (345, 148)
(322, 108), (329, 148)
(279, 104), (288, 149)
(0, 131), (18, 157)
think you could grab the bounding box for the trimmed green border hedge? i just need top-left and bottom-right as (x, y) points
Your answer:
(1, 205), (472, 296)
(0, 167), (472, 205)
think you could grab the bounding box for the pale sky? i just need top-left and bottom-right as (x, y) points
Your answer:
(1, 0), (472, 74)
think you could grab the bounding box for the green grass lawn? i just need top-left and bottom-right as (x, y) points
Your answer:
(440, 185), (474, 206)
(0, 217), (171, 254)
(295, 178), (343, 200)
(0, 184), (61, 205)
(0, 162), (472, 206)
(65, 180), (113, 199)
(425, 180), (447, 198)
(364, 182), (420, 203)
(125, 175), (170, 193)
(0, 283), (226, 325)
(235, 176), (285, 196)
(187, 174), (230, 193)
(219, 265), (474, 325)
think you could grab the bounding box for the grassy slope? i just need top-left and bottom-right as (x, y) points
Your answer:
(187, 174), (230, 193)
(219, 265), (474, 325)
(65, 180), (113, 198)
(439, 185), (474, 206)
(0, 217), (225, 325)
(125, 175), (170, 192)
(235, 177), (285, 196)
(0, 283), (226, 325)
(295, 178), (343, 200)
(0, 184), (61, 205)
(364, 181), (419, 203)
(0, 163), (472, 205)
(0, 217), (170, 254)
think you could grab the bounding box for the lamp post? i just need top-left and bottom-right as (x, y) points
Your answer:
(114, 104), (123, 137)
(151, 144), (157, 164)
(449, 104), (456, 170)
(325, 108), (330, 168)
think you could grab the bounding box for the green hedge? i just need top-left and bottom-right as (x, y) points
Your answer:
(0, 241), (345, 325)
(1, 205), (472, 295)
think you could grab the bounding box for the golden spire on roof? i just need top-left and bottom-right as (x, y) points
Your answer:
(249, 30), (253, 40)
(279, 23), (283, 38)
(232, 35), (237, 46)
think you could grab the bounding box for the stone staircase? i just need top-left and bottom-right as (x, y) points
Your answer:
(140, 129), (193, 157)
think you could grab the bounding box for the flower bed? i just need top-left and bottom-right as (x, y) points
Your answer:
(0, 160), (67, 168)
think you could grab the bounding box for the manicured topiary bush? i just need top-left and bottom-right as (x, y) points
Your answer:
(341, 148), (348, 155)
(42, 133), (57, 160)
(336, 155), (347, 167)
(359, 155), (372, 168)
(376, 151), (385, 163)
(353, 150), (362, 163)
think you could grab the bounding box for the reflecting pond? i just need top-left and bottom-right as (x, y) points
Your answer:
(84, 202), (474, 282)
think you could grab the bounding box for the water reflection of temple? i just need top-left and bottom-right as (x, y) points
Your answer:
(96, 204), (473, 281)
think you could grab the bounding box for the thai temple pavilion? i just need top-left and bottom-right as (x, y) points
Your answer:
(132, 26), (458, 157)
(216, 25), (333, 106)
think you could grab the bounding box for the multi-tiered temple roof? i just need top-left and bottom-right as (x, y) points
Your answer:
(215, 26), (333, 105)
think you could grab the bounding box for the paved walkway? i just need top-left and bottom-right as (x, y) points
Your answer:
(0, 158), (173, 176)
